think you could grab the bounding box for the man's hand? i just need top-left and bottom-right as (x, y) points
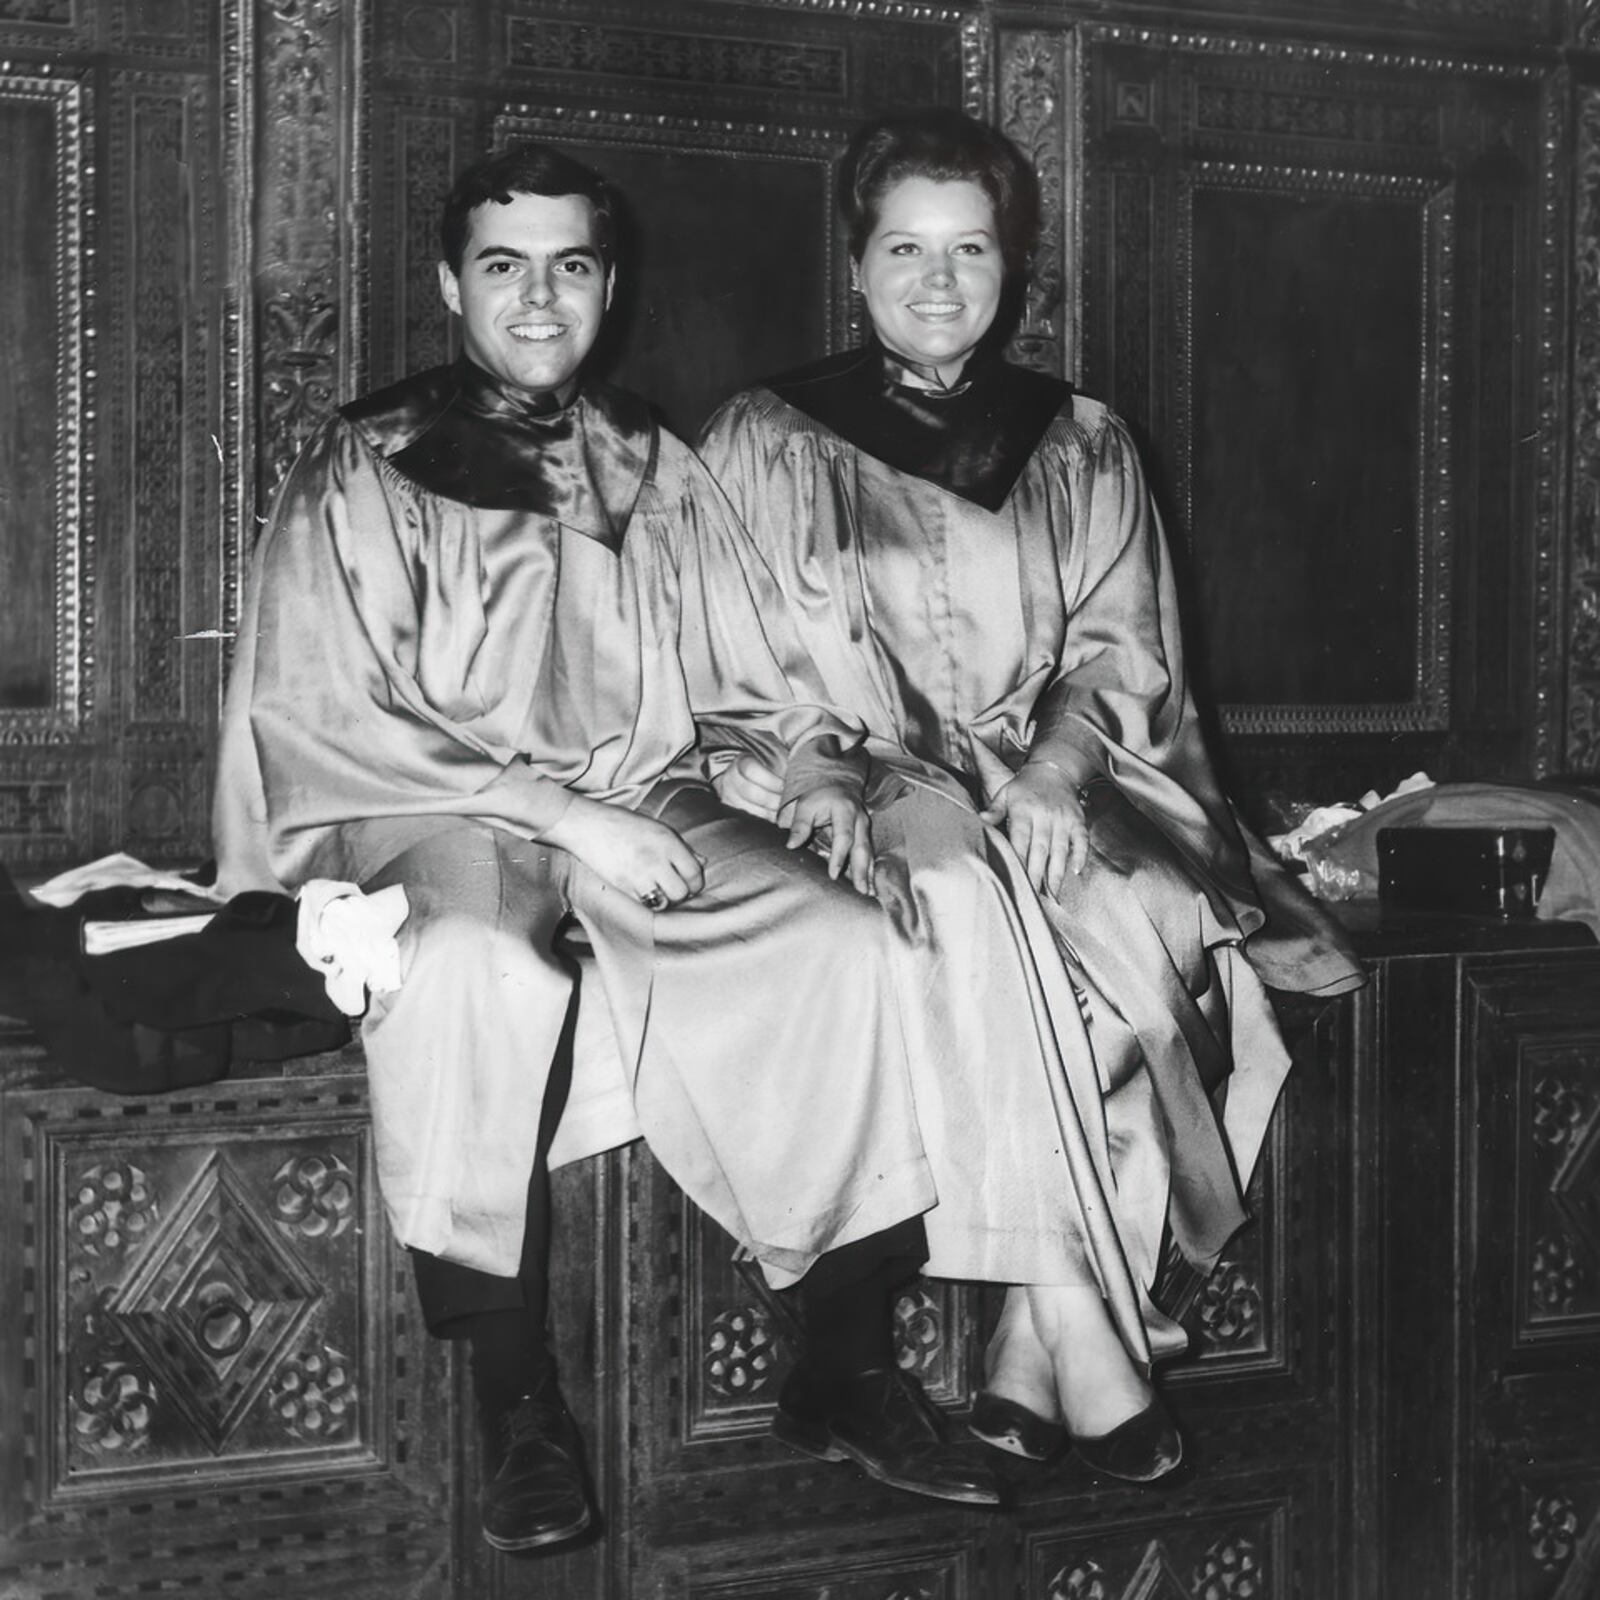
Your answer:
(713, 753), (784, 822)
(979, 764), (1090, 899)
(782, 782), (875, 896)
(542, 794), (705, 908)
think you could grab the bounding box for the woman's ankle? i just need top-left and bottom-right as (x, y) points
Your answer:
(1023, 1284), (1152, 1437)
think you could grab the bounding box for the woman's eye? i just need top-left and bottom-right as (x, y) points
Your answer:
(889, 242), (919, 256)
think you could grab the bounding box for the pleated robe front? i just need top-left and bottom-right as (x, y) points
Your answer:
(698, 380), (1364, 1364)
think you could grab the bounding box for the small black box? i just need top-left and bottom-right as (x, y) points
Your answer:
(1376, 826), (1556, 919)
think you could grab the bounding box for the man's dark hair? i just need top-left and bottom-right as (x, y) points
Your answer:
(839, 108), (1039, 278)
(440, 141), (617, 274)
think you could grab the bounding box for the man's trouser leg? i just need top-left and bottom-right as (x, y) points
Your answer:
(346, 821), (594, 1550)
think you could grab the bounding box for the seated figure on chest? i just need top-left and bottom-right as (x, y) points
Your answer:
(212, 140), (1002, 1553)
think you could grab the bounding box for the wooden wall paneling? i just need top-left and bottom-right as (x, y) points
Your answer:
(0, 0), (245, 871)
(102, 63), (224, 864)
(1463, 955), (1600, 1600)
(1069, 25), (1553, 812)
(1372, 951), (1468, 1600)
(0, 69), (93, 871)
(368, 93), (470, 390)
(254, 0), (356, 508)
(0, 1044), (460, 1600)
(996, 26), (1080, 379)
(1566, 78), (1600, 775)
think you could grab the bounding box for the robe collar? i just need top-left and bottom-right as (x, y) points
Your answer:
(764, 341), (1073, 513)
(343, 358), (657, 550)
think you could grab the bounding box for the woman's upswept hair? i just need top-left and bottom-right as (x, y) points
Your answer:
(839, 108), (1039, 276)
(440, 141), (617, 273)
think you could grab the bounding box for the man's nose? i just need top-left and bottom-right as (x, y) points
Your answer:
(520, 267), (554, 306)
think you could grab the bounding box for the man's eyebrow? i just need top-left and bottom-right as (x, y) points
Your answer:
(468, 243), (600, 263)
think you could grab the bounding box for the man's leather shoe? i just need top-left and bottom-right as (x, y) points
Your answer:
(1072, 1394), (1183, 1482)
(969, 1390), (1067, 1461)
(772, 1363), (1002, 1506)
(479, 1370), (595, 1552)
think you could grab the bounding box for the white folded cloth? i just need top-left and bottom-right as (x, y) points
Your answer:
(30, 852), (226, 908)
(295, 880), (410, 1017)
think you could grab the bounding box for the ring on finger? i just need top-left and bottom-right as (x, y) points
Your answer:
(640, 887), (668, 911)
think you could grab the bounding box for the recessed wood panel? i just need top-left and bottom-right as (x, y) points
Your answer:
(0, 91), (66, 714)
(1189, 182), (1424, 710)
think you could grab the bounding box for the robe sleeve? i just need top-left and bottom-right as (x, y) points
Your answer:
(649, 433), (867, 806)
(235, 419), (575, 886)
(1025, 413), (1197, 787)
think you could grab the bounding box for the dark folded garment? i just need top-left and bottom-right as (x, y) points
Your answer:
(0, 865), (348, 1094)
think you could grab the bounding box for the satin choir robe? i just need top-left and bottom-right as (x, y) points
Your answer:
(698, 355), (1363, 1363)
(213, 362), (935, 1285)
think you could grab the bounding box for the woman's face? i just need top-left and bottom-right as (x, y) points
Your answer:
(854, 176), (1005, 385)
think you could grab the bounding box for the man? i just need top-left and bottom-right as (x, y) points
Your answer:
(213, 142), (998, 1554)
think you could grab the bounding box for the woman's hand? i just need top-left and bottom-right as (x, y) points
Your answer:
(712, 753), (784, 822)
(782, 782), (876, 896)
(980, 765), (1090, 899)
(541, 793), (706, 908)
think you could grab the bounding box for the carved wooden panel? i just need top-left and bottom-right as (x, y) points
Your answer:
(1024, 1503), (1291, 1600)
(1053, 25), (1553, 810)
(1367, 946), (1600, 1600)
(1463, 957), (1600, 1600)
(0, 7), (233, 870)
(0, 72), (90, 737)
(0, 1039), (458, 1600)
(1567, 83), (1600, 774)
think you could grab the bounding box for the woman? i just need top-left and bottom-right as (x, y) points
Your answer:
(697, 108), (1363, 1479)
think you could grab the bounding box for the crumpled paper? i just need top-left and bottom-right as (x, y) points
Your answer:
(1268, 771), (1437, 900)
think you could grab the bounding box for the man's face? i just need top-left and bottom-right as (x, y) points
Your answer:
(438, 190), (614, 396)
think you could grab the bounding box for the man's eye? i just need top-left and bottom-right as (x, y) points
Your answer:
(557, 259), (591, 275)
(485, 261), (516, 275)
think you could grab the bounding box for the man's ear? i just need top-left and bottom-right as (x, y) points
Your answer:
(438, 259), (462, 316)
(604, 264), (616, 312)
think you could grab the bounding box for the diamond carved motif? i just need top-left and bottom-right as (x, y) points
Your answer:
(1552, 1104), (1600, 1273)
(105, 1152), (323, 1453)
(1123, 1541), (1191, 1600)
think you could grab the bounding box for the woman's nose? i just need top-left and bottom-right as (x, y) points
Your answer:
(922, 255), (956, 286)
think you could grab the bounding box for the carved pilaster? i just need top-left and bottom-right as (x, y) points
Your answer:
(1569, 85), (1600, 770)
(256, 0), (347, 503)
(998, 29), (1076, 380)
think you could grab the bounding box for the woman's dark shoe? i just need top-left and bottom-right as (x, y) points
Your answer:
(479, 1369), (595, 1552)
(772, 1363), (1003, 1507)
(1071, 1394), (1183, 1483)
(968, 1390), (1067, 1461)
